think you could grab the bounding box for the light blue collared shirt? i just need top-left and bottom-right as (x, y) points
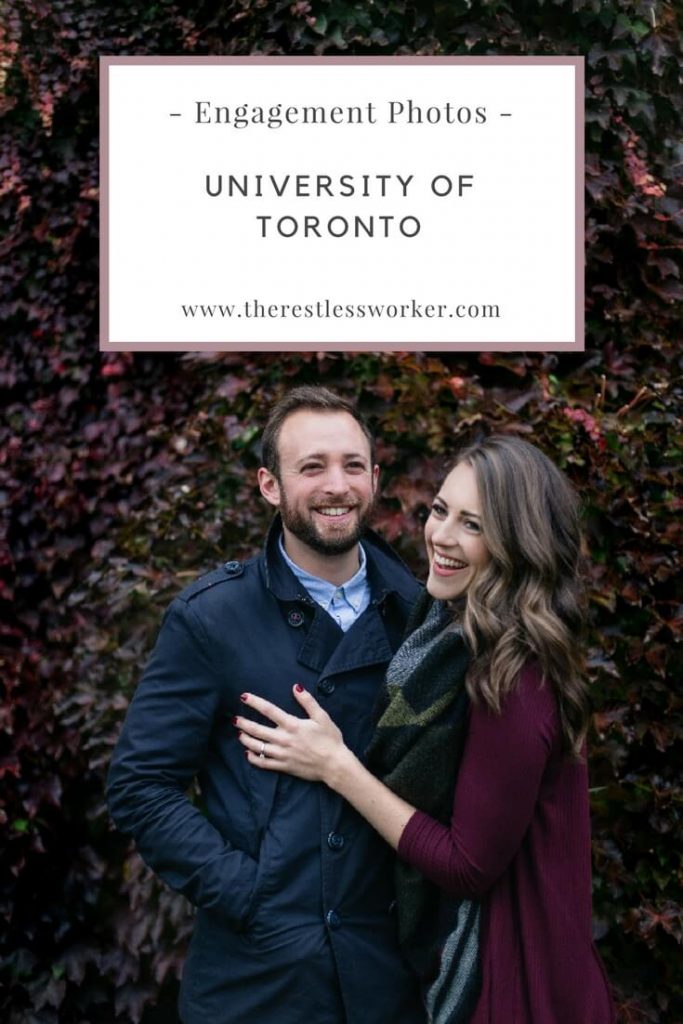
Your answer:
(278, 536), (371, 632)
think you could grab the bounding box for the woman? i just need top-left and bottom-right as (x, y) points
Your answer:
(235, 436), (615, 1024)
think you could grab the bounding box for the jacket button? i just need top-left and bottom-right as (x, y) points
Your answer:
(287, 610), (305, 628)
(325, 910), (341, 930)
(327, 831), (345, 851)
(317, 678), (335, 696)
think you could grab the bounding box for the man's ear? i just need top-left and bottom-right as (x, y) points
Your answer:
(257, 467), (281, 508)
(371, 464), (380, 493)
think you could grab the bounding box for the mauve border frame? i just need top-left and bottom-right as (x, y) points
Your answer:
(99, 55), (584, 354)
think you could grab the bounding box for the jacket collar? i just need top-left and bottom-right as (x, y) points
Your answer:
(261, 515), (417, 606)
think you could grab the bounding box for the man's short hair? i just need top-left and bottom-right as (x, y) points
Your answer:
(261, 385), (375, 478)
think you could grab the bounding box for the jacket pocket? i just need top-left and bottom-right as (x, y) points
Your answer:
(243, 822), (282, 929)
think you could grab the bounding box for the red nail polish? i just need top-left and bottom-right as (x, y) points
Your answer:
(294, 683), (304, 693)
(240, 693), (248, 702)
(232, 716), (239, 725)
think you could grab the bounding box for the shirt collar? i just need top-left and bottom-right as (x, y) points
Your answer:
(262, 514), (419, 609)
(278, 534), (368, 611)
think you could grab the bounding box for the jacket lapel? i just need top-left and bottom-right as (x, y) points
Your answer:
(294, 604), (344, 673)
(315, 603), (394, 680)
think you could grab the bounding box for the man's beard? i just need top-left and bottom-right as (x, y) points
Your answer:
(279, 492), (375, 556)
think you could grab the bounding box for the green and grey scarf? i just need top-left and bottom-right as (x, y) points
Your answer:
(366, 591), (481, 1024)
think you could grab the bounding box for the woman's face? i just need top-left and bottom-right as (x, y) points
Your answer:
(424, 461), (490, 601)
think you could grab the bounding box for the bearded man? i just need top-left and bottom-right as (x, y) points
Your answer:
(107, 386), (425, 1024)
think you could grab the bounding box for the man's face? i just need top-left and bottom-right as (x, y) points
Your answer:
(258, 409), (378, 559)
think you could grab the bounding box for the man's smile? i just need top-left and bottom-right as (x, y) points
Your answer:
(315, 505), (355, 518)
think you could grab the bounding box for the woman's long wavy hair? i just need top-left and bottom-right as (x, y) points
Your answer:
(456, 435), (589, 757)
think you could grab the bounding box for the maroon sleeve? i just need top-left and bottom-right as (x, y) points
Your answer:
(397, 664), (559, 899)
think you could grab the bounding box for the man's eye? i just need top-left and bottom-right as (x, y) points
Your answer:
(301, 464), (322, 473)
(346, 461), (367, 471)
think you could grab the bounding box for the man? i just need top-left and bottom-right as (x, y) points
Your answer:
(107, 386), (425, 1024)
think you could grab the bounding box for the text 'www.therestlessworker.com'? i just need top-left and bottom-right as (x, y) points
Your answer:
(180, 299), (502, 320)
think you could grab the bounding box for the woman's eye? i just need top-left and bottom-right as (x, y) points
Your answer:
(464, 519), (481, 532)
(430, 502), (447, 517)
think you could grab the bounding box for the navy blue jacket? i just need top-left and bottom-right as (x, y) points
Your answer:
(107, 520), (425, 1024)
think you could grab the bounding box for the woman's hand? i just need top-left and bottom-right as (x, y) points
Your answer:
(235, 685), (351, 785)
(237, 684), (417, 851)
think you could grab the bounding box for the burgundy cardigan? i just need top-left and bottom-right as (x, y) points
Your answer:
(398, 663), (615, 1024)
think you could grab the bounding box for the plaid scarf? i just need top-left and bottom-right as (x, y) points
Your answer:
(366, 591), (481, 1024)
